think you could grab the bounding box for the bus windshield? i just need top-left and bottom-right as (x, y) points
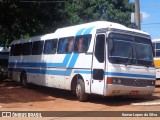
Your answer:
(108, 33), (154, 67)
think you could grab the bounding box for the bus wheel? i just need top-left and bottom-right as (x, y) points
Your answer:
(76, 79), (88, 102)
(20, 72), (28, 87)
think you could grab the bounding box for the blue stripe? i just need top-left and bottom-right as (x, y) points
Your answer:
(76, 28), (86, 36)
(26, 68), (66, 75)
(9, 54), (72, 68)
(10, 68), (155, 79)
(75, 70), (155, 79)
(65, 54), (79, 75)
(106, 72), (155, 79)
(74, 70), (91, 74)
(83, 27), (94, 34)
(9, 54), (80, 76)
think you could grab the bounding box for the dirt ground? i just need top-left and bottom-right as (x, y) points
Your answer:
(0, 79), (160, 120)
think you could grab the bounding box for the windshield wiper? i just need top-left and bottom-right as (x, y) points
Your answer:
(125, 47), (135, 66)
(125, 54), (135, 66)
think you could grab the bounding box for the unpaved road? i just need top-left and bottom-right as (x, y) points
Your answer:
(0, 79), (160, 120)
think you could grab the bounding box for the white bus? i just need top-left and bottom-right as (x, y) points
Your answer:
(152, 39), (160, 80)
(8, 21), (155, 101)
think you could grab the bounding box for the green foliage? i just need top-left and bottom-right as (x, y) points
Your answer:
(65, 0), (134, 26)
(0, 0), (134, 46)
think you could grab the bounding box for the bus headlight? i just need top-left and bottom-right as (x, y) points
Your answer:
(107, 77), (122, 85)
(112, 78), (117, 84)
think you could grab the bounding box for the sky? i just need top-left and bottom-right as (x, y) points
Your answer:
(130, 0), (160, 39)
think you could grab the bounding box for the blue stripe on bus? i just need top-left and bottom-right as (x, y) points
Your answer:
(83, 27), (95, 34)
(75, 71), (155, 79)
(75, 70), (155, 79)
(74, 70), (155, 79)
(10, 68), (155, 79)
(106, 72), (155, 79)
(29, 69), (66, 75)
(76, 28), (86, 36)
(74, 70), (92, 74)
(65, 54), (79, 75)
(9, 54), (72, 68)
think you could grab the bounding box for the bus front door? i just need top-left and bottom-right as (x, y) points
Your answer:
(91, 34), (106, 95)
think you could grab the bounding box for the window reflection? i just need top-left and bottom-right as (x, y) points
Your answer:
(108, 33), (153, 67)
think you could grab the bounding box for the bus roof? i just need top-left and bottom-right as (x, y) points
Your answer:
(55, 21), (149, 37)
(11, 35), (43, 44)
(11, 21), (150, 44)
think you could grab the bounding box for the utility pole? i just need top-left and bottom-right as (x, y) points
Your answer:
(135, 0), (141, 30)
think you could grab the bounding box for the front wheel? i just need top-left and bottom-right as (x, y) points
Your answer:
(76, 79), (88, 102)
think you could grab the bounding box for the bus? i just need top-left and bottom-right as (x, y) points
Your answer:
(8, 21), (155, 101)
(152, 39), (160, 80)
(0, 47), (9, 81)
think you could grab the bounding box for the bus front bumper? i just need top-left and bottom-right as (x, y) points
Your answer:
(104, 84), (155, 96)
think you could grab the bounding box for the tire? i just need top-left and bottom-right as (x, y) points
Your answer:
(20, 72), (28, 87)
(76, 79), (88, 102)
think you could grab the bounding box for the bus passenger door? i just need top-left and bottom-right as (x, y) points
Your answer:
(91, 34), (106, 95)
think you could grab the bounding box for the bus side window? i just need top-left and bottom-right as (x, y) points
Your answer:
(32, 41), (44, 55)
(155, 43), (160, 57)
(67, 38), (74, 53)
(22, 42), (32, 55)
(74, 34), (91, 53)
(43, 39), (58, 54)
(95, 34), (105, 63)
(57, 37), (74, 54)
(57, 38), (67, 53)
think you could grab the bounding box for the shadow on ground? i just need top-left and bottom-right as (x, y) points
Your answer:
(0, 80), (160, 107)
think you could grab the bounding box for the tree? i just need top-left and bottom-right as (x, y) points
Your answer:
(0, 0), (66, 46)
(64, 0), (134, 27)
(0, 0), (134, 46)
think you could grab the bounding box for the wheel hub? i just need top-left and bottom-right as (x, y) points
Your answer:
(76, 84), (81, 97)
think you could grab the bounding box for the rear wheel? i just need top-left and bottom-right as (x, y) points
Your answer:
(76, 79), (88, 102)
(20, 72), (28, 87)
